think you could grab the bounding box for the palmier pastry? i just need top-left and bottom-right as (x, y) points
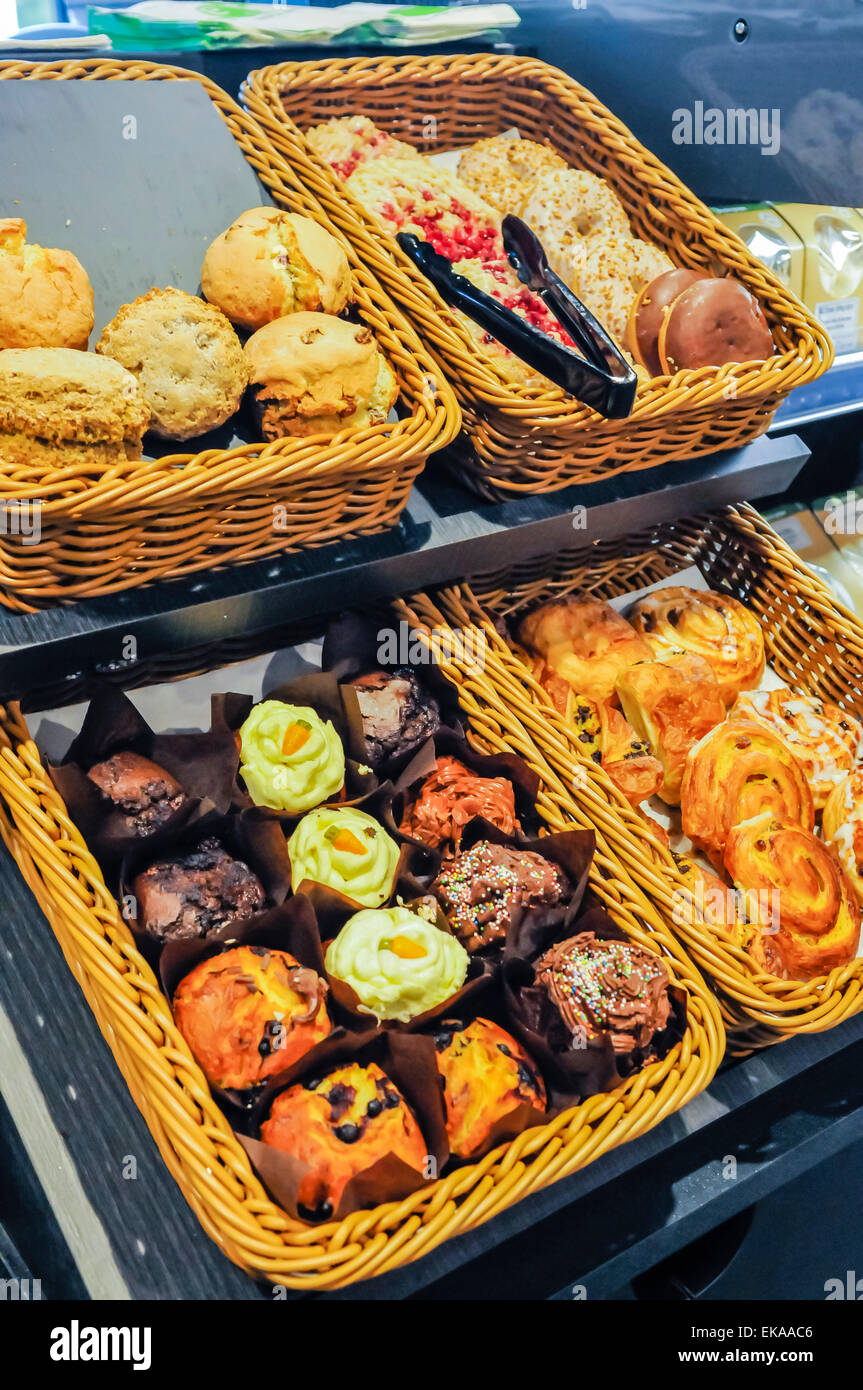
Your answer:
(628, 586), (765, 705)
(615, 651), (726, 805)
(725, 813), (859, 980)
(432, 1017), (546, 1158)
(681, 720), (814, 865)
(823, 770), (863, 907)
(732, 688), (863, 810)
(400, 755), (520, 856)
(173, 945), (330, 1091)
(516, 596), (651, 707)
(260, 1061), (427, 1219)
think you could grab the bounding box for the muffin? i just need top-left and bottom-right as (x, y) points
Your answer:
(238, 700), (345, 814)
(433, 1017), (546, 1157)
(201, 207), (352, 332)
(287, 805), (399, 908)
(96, 287), (248, 440)
(400, 756), (520, 856)
(0, 217), (94, 350)
(0, 347), (148, 470)
(244, 312), (398, 440)
(325, 905), (469, 1023)
(260, 1061), (427, 1218)
(87, 751), (187, 836)
(433, 841), (568, 953)
(532, 931), (672, 1062)
(348, 668), (441, 771)
(132, 837), (265, 942)
(173, 944), (330, 1090)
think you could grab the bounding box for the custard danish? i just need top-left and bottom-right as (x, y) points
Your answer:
(823, 770), (863, 908)
(516, 596), (651, 706)
(615, 650), (726, 805)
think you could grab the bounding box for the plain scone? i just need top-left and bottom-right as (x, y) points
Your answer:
(96, 287), (248, 441)
(0, 217), (94, 351)
(201, 207), (352, 332)
(244, 312), (399, 440)
(0, 346), (149, 469)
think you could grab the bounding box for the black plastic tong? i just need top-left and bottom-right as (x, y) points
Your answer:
(397, 214), (637, 417)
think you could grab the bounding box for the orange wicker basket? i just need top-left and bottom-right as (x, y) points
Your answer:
(0, 609), (724, 1289)
(399, 504), (863, 1047)
(243, 53), (832, 499)
(0, 59), (461, 611)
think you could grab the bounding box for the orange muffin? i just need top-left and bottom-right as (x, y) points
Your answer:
(433, 1018), (546, 1158)
(173, 944), (330, 1090)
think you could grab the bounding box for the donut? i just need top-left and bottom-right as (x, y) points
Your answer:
(657, 277), (774, 374)
(625, 268), (710, 375)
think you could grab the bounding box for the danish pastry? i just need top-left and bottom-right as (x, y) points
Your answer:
(823, 770), (863, 907)
(681, 720), (814, 864)
(616, 651), (726, 805)
(534, 668), (661, 805)
(516, 596), (652, 707)
(628, 586), (765, 705)
(725, 812), (859, 980)
(732, 688), (863, 810)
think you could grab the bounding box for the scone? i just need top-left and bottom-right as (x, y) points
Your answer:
(457, 136), (567, 216)
(201, 207), (352, 332)
(244, 312), (398, 440)
(0, 217), (94, 351)
(0, 347), (148, 470)
(96, 287), (248, 441)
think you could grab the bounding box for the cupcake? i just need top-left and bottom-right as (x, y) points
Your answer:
(87, 750), (187, 836)
(325, 905), (469, 1023)
(173, 944), (331, 1091)
(433, 841), (569, 953)
(433, 1017), (546, 1158)
(348, 668), (441, 772)
(532, 932), (672, 1062)
(260, 1061), (427, 1218)
(400, 756), (520, 856)
(132, 837), (265, 942)
(238, 701), (345, 813)
(288, 805), (399, 908)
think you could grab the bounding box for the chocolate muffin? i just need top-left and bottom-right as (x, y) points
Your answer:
(400, 756), (520, 856)
(433, 841), (568, 953)
(132, 837), (265, 942)
(533, 931), (672, 1061)
(87, 751), (186, 836)
(348, 668), (440, 770)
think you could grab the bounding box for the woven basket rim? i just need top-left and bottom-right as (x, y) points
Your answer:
(0, 58), (461, 512)
(243, 52), (833, 420)
(0, 673), (723, 1288)
(406, 502), (863, 1036)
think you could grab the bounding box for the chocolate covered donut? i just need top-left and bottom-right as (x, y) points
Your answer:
(625, 267), (709, 376)
(658, 277), (774, 373)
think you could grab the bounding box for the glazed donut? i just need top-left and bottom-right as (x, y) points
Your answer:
(625, 268), (710, 376)
(681, 719), (814, 864)
(725, 812), (860, 980)
(732, 688), (863, 810)
(615, 650), (726, 806)
(628, 585), (765, 705)
(521, 168), (631, 253)
(516, 595), (652, 706)
(562, 234), (675, 344)
(657, 277), (774, 374)
(823, 770), (863, 907)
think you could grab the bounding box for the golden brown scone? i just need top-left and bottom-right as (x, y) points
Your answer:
(457, 136), (567, 216)
(0, 217), (94, 351)
(201, 207), (352, 332)
(516, 596), (652, 706)
(0, 346), (148, 468)
(96, 287), (248, 441)
(244, 312), (398, 440)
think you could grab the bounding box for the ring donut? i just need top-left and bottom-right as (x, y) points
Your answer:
(657, 277), (774, 374)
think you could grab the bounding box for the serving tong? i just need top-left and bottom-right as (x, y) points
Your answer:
(397, 214), (637, 417)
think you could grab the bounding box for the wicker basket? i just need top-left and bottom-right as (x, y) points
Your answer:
(0, 620), (724, 1289)
(400, 504), (863, 1045)
(0, 60), (461, 611)
(243, 53), (831, 499)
